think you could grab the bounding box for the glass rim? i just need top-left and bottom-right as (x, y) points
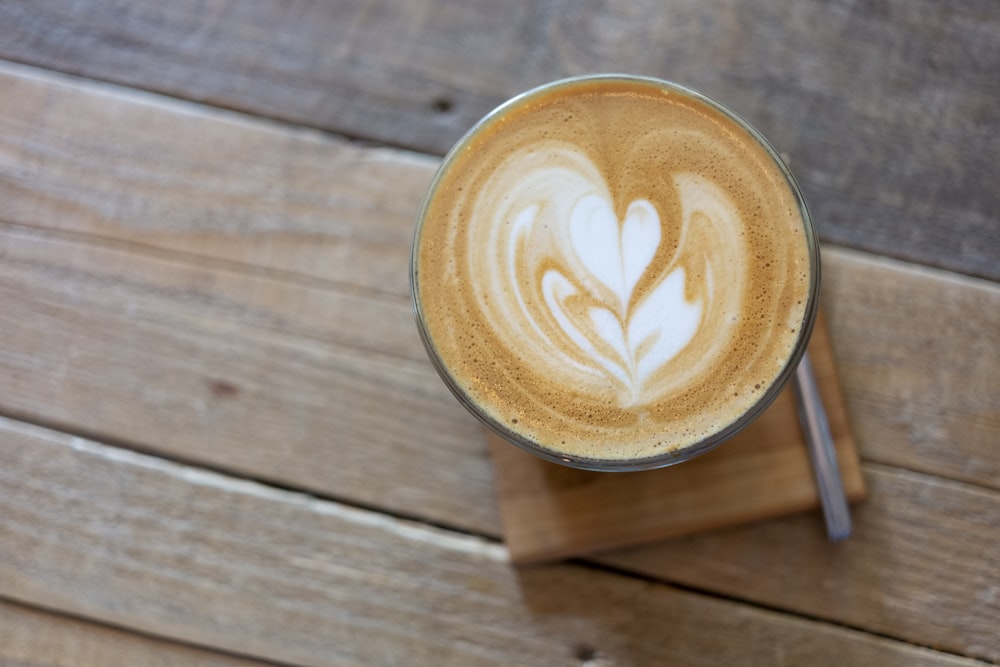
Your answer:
(410, 73), (821, 472)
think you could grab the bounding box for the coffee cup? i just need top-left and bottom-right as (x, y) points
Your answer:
(411, 74), (819, 471)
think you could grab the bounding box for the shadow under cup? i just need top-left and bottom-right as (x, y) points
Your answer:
(410, 74), (820, 471)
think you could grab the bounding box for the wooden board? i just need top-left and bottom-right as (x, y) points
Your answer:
(1, 1), (998, 281)
(0, 600), (269, 667)
(598, 464), (1000, 662)
(490, 311), (866, 563)
(821, 249), (1000, 484)
(0, 418), (989, 667)
(0, 61), (435, 298)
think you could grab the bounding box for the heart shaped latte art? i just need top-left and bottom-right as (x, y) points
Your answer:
(537, 194), (704, 401)
(466, 143), (745, 407)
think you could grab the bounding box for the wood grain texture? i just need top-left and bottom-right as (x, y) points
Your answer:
(0, 418), (990, 667)
(1, 0), (997, 280)
(0, 235), (498, 534)
(821, 248), (1000, 486)
(0, 600), (270, 667)
(0, 61), (435, 297)
(1, 231), (997, 660)
(491, 311), (866, 564)
(1, 61), (999, 657)
(599, 465), (1000, 662)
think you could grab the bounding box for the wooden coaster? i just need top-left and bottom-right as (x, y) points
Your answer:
(489, 310), (866, 564)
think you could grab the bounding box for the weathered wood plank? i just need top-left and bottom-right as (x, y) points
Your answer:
(0, 222), (424, 362)
(0, 257), (498, 533)
(600, 464), (1000, 662)
(822, 249), (1000, 484)
(0, 418), (991, 667)
(0, 60), (435, 297)
(0, 600), (271, 667)
(1, 1), (997, 280)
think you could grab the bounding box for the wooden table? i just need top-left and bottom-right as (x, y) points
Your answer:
(1, 2), (997, 665)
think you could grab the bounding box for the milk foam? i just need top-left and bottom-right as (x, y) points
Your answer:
(414, 77), (814, 463)
(468, 145), (742, 406)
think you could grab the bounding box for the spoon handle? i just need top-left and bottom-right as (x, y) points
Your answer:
(792, 351), (853, 542)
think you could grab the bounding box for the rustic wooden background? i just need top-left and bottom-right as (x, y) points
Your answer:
(0, 1), (998, 666)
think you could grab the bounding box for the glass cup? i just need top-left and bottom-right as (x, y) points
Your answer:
(411, 74), (819, 471)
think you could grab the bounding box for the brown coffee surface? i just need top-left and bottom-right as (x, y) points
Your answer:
(414, 77), (814, 463)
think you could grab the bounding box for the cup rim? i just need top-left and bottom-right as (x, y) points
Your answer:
(410, 73), (820, 472)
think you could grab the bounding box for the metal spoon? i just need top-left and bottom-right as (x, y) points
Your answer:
(792, 351), (852, 541)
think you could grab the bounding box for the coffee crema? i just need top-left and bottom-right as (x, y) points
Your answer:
(413, 76), (817, 467)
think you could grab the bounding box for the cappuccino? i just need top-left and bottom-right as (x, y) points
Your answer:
(412, 75), (818, 469)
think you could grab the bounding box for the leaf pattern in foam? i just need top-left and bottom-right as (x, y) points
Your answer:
(628, 267), (704, 385)
(467, 141), (744, 407)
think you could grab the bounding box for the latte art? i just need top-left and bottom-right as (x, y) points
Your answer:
(469, 143), (746, 406)
(413, 76), (817, 466)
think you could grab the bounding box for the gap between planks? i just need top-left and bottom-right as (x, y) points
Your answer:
(0, 598), (287, 667)
(0, 217), (417, 305)
(0, 415), (508, 563)
(0, 58), (421, 156)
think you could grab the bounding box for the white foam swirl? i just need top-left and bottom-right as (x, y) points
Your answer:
(467, 142), (745, 407)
